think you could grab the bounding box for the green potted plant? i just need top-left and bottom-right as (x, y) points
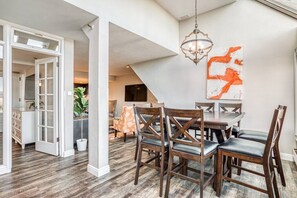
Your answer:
(73, 87), (88, 151)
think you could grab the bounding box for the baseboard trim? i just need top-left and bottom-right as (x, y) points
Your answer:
(281, 152), (293, 161)
(87, 164), (110, 177)
(62, 149), (75, 158)
(0, 165), (11, 175)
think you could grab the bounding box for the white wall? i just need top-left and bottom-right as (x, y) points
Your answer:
(65, 0), (179, 53)
(109, 72), (157, 116)
(132, 0), (297, 155)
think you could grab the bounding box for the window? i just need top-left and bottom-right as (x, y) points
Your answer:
(257, 0), (297, 18)
(13, 30), (60, 52)
(272, 0), (297, 11)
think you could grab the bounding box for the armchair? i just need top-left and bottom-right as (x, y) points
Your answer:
(113, 106), (136, 142)
(109, 100), (117, 127)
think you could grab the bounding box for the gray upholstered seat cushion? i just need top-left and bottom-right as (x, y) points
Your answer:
(142, 138), (168, 147)
(238, 130), (268, 144)
(218, 138), (265, 158)
(173, 140), (218, 156)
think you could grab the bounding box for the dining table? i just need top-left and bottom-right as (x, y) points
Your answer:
(201, 111), (245, 143)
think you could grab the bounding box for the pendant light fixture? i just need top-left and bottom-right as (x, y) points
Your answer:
(180, 0), (213, 64)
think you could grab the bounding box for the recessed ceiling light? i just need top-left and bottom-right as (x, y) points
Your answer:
(126, 65), (130, 68)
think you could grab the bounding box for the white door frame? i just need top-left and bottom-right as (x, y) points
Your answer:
(0, 20), (65, 175)
(0, 24), (12, 174)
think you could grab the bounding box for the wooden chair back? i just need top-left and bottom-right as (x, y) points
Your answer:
(164, 108), (204, 155)
(195, 102), (215, 112)
(219, 103), (242, 113)
(275, 105), (287, 143)
(219, 103), (242, 127)
(151, 102), (165, 108)
(134, 107), (165, 143)
(264, 106), (286, 160)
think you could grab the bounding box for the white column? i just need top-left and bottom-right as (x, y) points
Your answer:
(62, 39), (74, 157)
(83, 18), (110, 177)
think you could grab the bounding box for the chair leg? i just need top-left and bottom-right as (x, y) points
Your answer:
(155, 152), (160, 167)
(165, 154), (173, 198)
(134, 137), (139, 161)
(210, 129), (214, 141)
(213, 153), (217, 190)
(200, 163), (205, 198)
(263, 159), (275, 198)
(237, 159), (242, 175)
(114, 130), (117, 137)
(184, 159), (188, 176)
(270, 156), (280, 198)
(124, 133), (127, 142)
(216, 150), (223, 197)
(274, 145), (286, 187)
(159, 149), (165, 197)
(227, 157), (232, 179)
(206, 130), (209, 140)
(134, 144), (143, 185)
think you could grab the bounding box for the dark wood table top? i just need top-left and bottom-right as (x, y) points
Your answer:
(203, 111), (245, 130)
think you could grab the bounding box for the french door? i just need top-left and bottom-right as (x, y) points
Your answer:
(35, 57), (58, 156)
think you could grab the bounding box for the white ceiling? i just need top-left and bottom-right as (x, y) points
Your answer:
(109, 24), (175, 76)
(0, 0), (94, 75)
(0, 0), (177, 78)
(0, 0), (237, 80)
(155, 0), (236, 20)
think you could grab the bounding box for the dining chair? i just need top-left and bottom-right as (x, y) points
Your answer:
(134, 106), (168, 197)
(133, 103), (165, 161)
(195, 102), (215, 140)
(237, 105), (287, 187)
(164, 108), (218, 198)
(219, 103), (242, 137)
(216, 107), (285, 198)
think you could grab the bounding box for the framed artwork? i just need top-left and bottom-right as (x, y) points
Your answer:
(207, 46), (243, 100)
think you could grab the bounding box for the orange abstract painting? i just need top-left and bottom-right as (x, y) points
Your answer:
(207, 46), (243, 100)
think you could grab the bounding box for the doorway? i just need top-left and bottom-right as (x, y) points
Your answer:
(11, 48), (59, 156)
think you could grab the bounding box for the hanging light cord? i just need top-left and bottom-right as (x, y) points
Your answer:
(195, 0), (198, 29)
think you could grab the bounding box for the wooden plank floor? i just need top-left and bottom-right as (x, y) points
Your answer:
(0, 134), (296, 197)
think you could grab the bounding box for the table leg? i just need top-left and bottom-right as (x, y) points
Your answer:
(225, 127), (232, 139)
(213, 129), (225, 144)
